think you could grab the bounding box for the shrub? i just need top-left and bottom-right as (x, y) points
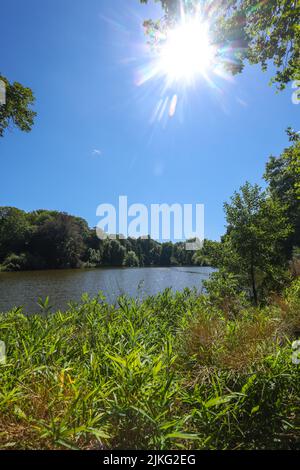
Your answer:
(123, 251), (139, 267)
(0, 287), (299, 450)
(2, 253), (29, 271)
(203, 269), (249, 318)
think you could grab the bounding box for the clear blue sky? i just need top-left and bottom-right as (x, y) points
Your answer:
(1, 0), (299, 241)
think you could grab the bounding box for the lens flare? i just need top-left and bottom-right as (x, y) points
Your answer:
(158, 19), (215, 85)
(137, 6), (240, 122)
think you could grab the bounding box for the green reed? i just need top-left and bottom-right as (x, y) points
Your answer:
(0, 283), (299, 450)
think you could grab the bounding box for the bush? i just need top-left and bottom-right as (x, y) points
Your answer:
(123, 251), (139, 267)
(0, 287), (299, 450)
(203, 269), (249, 318)
(2, 253), (29, 271)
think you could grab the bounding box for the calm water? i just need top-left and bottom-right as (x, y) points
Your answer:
(0, 266), (214, 313)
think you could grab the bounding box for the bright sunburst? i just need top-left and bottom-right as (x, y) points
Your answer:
(158, 19), (215, 85)
(136, 11), (226, 121)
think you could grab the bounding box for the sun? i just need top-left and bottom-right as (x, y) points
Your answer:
(158, 19), (215, 85)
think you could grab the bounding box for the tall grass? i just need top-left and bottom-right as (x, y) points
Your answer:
(0, 282), (299, 450)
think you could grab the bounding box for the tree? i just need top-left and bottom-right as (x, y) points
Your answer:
(102, 239), (126, 266)
(123, 250), (140, 267)
(0, 75), (36, 137)
(192, 239), (222, 267)
(149, 244), (162, 265)
(30, 213), (85, 269)
(216, 0), (300, 89)
(160, 242), (173, 266)
(0, 207), (31, 263)
(141, 0), (300, 89)
(264, 132), (300, 256)
(135, 236), (161, 266)
(87, 248), (102, 267)
(224, 182), (291, 304)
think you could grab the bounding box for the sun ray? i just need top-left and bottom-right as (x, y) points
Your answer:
(157, 18), (216, 86)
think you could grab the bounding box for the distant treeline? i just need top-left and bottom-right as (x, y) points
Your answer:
(0, 207), (219, 271)
(1, 131), (299, 286)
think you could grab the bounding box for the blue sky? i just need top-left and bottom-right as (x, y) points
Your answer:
(1, 0), (299, 241)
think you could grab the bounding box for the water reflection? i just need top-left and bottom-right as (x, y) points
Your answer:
(0, 266), (214, 313)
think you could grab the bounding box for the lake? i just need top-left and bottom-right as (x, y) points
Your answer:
(0, 266), (214, 313)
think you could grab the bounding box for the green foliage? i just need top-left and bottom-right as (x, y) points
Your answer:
(223, 182), (291, 304)
(123, 250), (140, 267)
(202, 134), (299, 305)
(0, 207), (206, 271)
(141, 0), (300, 89)
(265, 134), (300, 256)
(0, 283), (299, 449)
(37, 296), (52, 314)
(0, 75), (36, 137)
(30, 212), (87, 269)
(192, 239), (222, 267)
(2, 253), (29, 272)
(203, 269), (249, 318)
(0, 207), (31, 262)
(102, 239), (126, 266)
(160, 242), (173, 266)
(87, 248), (102, 267)
(216, 0), (300, 89)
